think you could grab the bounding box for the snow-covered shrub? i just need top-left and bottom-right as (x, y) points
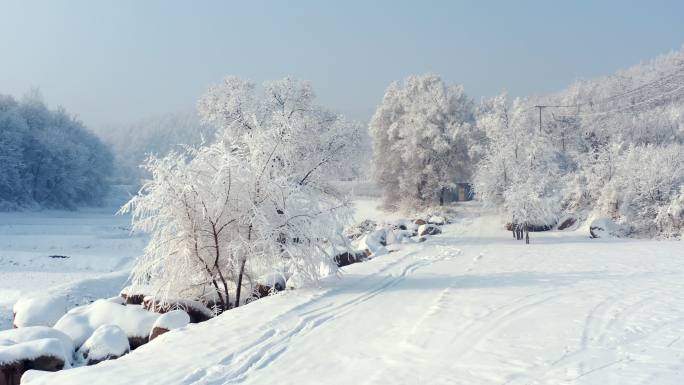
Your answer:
(76, 325), (130, 365)
(589, 217), (630, 239)
(12, 295), (67, 328)
(595, 144), (684, 236)
(658, 187), (684, 238)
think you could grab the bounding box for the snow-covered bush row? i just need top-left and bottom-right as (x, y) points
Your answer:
(121, 76), (365, 312)
(369, 49), (683, 239)
(473, 48), (684, 239)
(0, 92), (113, 210)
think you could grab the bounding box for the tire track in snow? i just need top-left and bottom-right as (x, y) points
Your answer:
(501, 278), (684, 385)
(185, 246), (461, 384)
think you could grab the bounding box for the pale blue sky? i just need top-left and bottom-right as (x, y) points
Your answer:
(1, 0), (683, 129)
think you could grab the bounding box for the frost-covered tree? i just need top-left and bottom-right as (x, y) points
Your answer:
(370, 74), (478, 208)
(124, 76), (358, 310)
(0, 92), (113, 210)
(476, 47), (684, 239)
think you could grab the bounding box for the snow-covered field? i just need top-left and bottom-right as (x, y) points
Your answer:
(0, 205), (146, 330)
(19, 202), (684, 385)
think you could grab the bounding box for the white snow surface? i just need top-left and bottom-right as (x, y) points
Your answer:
(12, 294), (67, 328)
(54, 300), (159, 348)
(78, 325), (130, 362)
(0, 200), (147, 330)
(153, 310), (190, 331)
(23, 203), (684, 385)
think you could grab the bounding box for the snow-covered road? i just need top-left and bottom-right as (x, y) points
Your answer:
(25, 205), (684, 385)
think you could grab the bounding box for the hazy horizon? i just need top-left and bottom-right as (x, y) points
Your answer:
(2, 0), (684, 130)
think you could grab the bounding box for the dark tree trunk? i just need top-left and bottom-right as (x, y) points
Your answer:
(234, 259), (247, 308)
(525, 224), (530, 244)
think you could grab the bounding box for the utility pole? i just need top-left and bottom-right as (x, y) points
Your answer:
(535, 105), (543, 134)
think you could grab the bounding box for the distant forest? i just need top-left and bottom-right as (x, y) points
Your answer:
(0, 93), (112, 210)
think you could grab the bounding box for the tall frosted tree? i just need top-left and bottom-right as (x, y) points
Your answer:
(369, 74), (478, 208)
(124, 76), (361, 310)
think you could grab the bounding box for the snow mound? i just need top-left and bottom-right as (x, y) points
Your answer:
(0, 326), (74, 365)
(153, 310), (190, 331)
(13, 295), (68, 328)
(54, 299), (159, 348)
(0, 338), (67, 366)
(77, 325), (129, 364)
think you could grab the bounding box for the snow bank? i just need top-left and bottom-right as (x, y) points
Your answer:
(77, 325), (129, 364)
(13, 294), (67, 328)
(0, 326), (74, 365)
(0, 338), (67, 366)
(54, 300), (159, 348)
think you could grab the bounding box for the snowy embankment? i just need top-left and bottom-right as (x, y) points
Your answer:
(0, 204), (146, 330)
(23, 203), (684, 385)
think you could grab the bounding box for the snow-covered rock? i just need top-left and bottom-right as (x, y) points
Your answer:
(12, 295), (67, 328)
(258, 272), (287, 292)
(0, 327), (74, 367)
(0, 338), (67, 374)
(418, 224), (442, 236)
(77, 325), (129, 365)
(149, 310), (190, 341)
(142, 297), (214, 324)
(356, 228), (387, 255)
(53, 299), (159, 349)
(427, 215), (446, 225)
(333, 251), (369, 267)
(119, 286), (149, 305)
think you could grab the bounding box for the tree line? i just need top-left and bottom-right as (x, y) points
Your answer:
(0, 92), (113, 210)
(369, 48), (684, 239)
